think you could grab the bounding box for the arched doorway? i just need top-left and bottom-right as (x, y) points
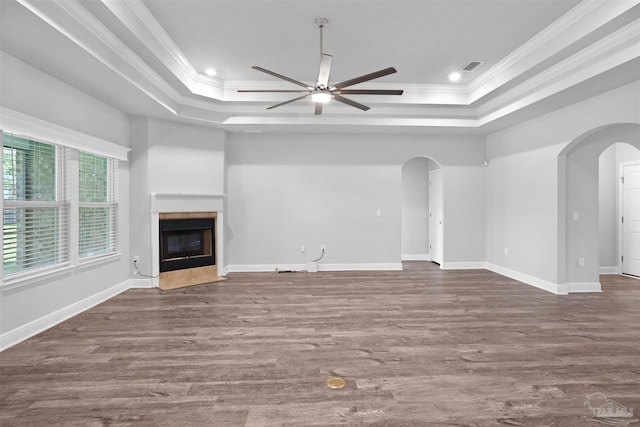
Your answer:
(401, 157), (442, 264)
(558, 123), (640, 292)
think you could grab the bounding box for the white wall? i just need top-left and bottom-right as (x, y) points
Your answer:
(486, 144), (560, 282)
(442, 165), (487, 267)
(146, 119), (226, 194)
(128, 117), (152, 278)
(128, 117), (226, 277)
(226, 133), (486, 270)
(0, 52), (129, 145)
(486, 81), (640, 289)
(0, 52), (131, 338)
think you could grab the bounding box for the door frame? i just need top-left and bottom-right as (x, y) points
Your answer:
(428, 168), (444, 265)
(400, 157), (433, 262)
(618, 161), (640, 275)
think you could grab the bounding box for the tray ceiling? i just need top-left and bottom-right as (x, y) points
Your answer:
(1, 0), (638, 134)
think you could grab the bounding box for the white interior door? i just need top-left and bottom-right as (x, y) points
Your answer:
(429, 169), (444, 265)
(622, 163), (640, 276)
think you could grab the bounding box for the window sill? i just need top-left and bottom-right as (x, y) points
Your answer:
(1, 253), (123, 292)
(1, 264), (75, 292)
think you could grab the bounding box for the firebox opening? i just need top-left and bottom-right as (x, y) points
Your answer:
(159, 217), (215, 272)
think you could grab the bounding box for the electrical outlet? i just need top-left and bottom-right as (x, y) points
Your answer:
(321, 244), (326, 251)
(578, 257), (585, 267)
(504, 247), (509, 255)
(133, 255), (140, 264)
(301, 245), (306, 253)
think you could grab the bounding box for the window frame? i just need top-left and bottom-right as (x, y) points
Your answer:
(1, 129), (122, 289)
(78, 151), (119, 261)
(2, 134), (70, 278)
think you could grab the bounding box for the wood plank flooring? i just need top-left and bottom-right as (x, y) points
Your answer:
(1, 262), (639, 426)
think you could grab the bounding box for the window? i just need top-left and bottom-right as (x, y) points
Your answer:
(79, 151), (118, 258)
(3, 134), (69, 275)
(2, 132), (120, 280)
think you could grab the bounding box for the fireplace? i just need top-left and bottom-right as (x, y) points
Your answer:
(159, 217), (215, 272)
(157, 212), (223, 290)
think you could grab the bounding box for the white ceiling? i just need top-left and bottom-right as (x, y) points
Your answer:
(1, 0), (639, 134)
(140, 0), (580, 84)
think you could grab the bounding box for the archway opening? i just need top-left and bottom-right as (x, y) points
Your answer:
(559, 123), (640, 292)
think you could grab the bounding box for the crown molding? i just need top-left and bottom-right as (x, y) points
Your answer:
(467, 0), (638, 102)
(477, 19), (640, 125)
(220, 115), (478, 129)
(11, 0), (640, 132)
(17, 0), (180, 114)
(108, 0), (637, 108)
(103, 0), (474, 106)
(100, 0), (225, 100)
(102, 0), (194, 80)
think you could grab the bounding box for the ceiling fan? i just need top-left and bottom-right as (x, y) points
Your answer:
(238, 18), (403, 115)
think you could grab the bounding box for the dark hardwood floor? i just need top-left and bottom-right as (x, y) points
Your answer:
(1, 262), (639, 426)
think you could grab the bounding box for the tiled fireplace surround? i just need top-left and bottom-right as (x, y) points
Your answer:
(149, 193), (226, 288)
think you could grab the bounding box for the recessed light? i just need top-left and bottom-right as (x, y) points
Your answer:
(205, 68), (217, 77)
(448, 72), (461, 82)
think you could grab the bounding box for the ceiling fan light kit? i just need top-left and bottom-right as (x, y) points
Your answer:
(238, 17), (403, 115)
(311, 91), (331, 103)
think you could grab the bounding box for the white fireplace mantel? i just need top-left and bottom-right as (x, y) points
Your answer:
(149, 192), (227, 286)
(150, 192), (227, 213)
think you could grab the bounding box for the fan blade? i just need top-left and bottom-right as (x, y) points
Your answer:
(332, 94), (370, 111)
(237, 90), (311, 93)
(334, 67), (397, 89)
(252, 66), (312, 89)
(315, 102), (323, 115)
(266, 93), (311, 110)
(317, 54), (333, 87)
(339, 89), (403, 95)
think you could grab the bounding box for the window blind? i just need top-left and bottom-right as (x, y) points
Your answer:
(3, 134), (69, 275)
(78, 151), (118, 258)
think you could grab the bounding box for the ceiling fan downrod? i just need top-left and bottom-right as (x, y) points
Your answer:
(315, 17), (329, 58)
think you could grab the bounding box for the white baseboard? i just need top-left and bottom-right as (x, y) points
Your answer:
(226, 264), (307, 273)
(440, 262), (487, 270)
(226, 263), (403, 273)
(485, 263), (567, 295)
(566, 282), (602, 293)
(320, 263), (403, 271)
(0, 279), (130, 351)
(402, 253), (430, 261)
(129, 278), (154, 288)
(599, 266), (619, 274)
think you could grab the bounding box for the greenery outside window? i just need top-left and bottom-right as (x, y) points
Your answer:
(3, 134), (69, 275)
(79, 151), (118, 259)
